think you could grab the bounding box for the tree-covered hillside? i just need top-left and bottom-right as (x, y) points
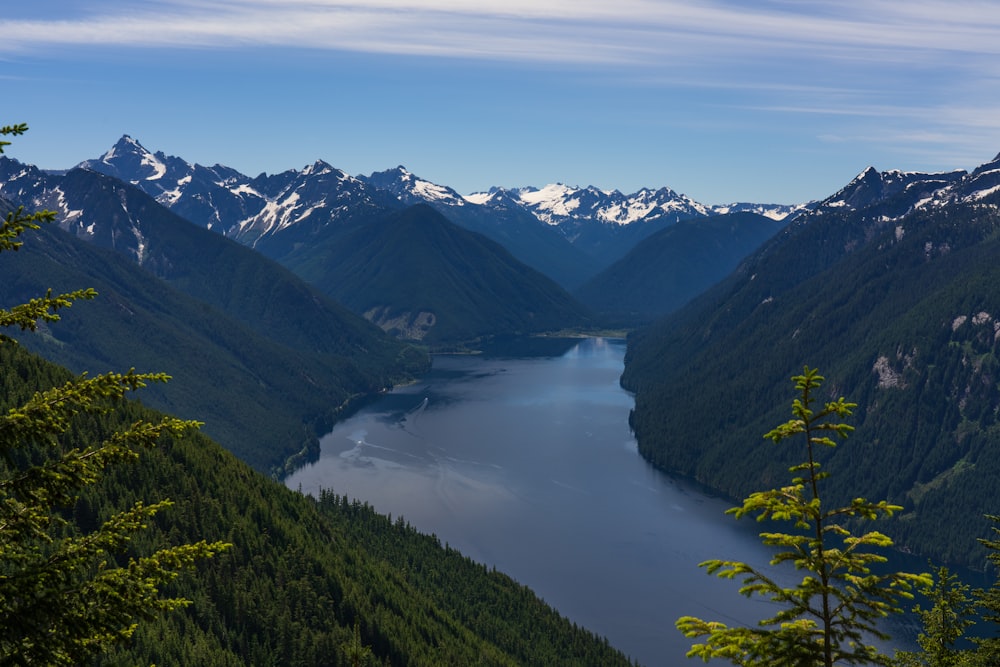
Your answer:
(0, 341), (635, 666)
(575, 212), (785, 325)
(623, 195), (1000, 567)
(0, 220), (427, 475)
(281, 204), (594, 344)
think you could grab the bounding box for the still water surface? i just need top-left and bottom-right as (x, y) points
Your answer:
(286, 337), (909, 665)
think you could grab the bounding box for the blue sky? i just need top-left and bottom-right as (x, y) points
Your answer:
(4, 1), (1000, 204)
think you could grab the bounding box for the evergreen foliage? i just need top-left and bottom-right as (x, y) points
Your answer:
(887, 516), (1000, 666)
(0, 350), (632, 666)
(0, 125), (229, 664)
(0, 128), (632, 665)
(280, 203), (594, 344)
(575, 212), (785, 326)
(970, 516), (1000, 663)
(892, 566), (977, 667)
(623, 196), (1000, 566)
(677, 368), (930, 667)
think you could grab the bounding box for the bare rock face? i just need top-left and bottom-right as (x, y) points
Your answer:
(365, 307), (437, 340)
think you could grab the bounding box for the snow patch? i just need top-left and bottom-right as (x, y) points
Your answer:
(412, 178), (460, 204)
(463, 192), (492, 205)
(248, 191), (302, 235)
(141, 151), (167, 180)
(232, 183), (263, 197)
(967, 184), (1000, 201)
(518, 184), (581, 217)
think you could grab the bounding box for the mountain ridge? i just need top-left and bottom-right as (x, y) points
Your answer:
(78, 135), (804, 286)
(0, 158), (428, 473)
(621, 150), (1000, 567)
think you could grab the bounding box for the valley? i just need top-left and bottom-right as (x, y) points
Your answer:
(5, 130), (1000, 664)
(284, 337), (915, 665)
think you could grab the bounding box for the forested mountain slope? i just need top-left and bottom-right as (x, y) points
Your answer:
(575, 212), (785, 325)
(622, 160), (1000, 567)
(0, 342), (634, 666)
(0, 214), (426, 475)
(2, 156), (593, 346)
(281, 204), (594, 343)
(363, 166), (595, 290)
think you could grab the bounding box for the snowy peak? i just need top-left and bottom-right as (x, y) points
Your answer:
(363, 166), (467, 207)
(82, 134), (172, 183)
(710, 202), (810, 221)
(503, 182), (710, 227)
(301, 159), (340, 178)
(957, 154), (1000, 203)
(78, 138), (401, 246)
(461, 187), (525, 211)
(817, 165), (967, 215)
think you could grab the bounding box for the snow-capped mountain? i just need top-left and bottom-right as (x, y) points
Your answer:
(498, 183), (710, 227)
(805, 154), (1000, 221)
(710, 201), (809, 221)
(79, 136), (401, 256)
(362, 166), (469, 208)
(78, 136), (807, 278)
(59, 135), (1000, 295)
(362, 166), (594, 288)
(0, 157), (153, 265)
(814, 165), (967, 219)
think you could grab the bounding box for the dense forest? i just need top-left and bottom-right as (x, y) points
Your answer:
(574, 211), (785, 324)
(278, 203), (594, 343)
(0, 183), (429, 476)
(623, 196), (1000, 568)
(0, 341), (635, 665)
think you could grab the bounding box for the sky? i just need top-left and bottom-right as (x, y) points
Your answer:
(3, 1), (1000, 205)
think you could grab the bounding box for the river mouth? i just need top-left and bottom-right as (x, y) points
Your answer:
(285, 336), (913, 666)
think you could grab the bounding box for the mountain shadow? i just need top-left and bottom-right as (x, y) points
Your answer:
(280, 204), (595, 344)
(575, 211), (785, 326)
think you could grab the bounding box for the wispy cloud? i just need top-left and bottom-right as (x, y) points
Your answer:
(7, 1), (1000, 191)
(4, 1), (999, 64)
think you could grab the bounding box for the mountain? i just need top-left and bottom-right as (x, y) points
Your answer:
(468, 184), (802, 271)
(363, 166), (594, 289)
(78, 139), (598, 326)
(280, 203), (595, 343)
(0, 158), (428, 474)
(621, 153), (1000, 567)
(79, 135), (403, 258)
(79, 137), (803, 290)
(0, 342), (634, 666)
(574, 212), (786, 324)
(466, 184), (704, 271)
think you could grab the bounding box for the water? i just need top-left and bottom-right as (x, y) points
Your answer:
(286, 337), (913, 665)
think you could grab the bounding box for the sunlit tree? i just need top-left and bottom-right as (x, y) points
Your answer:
(0, 123), (229, 665)
(677, 366), (930, 666)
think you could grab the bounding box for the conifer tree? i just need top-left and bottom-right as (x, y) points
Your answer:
(0, 124), (229, 665)
(677, 366), (931, 666)
(969, 515), (1000, 665)
(891, 566), (977, 667)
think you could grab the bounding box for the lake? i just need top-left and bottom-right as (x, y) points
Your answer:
(285, 337), (913, 665)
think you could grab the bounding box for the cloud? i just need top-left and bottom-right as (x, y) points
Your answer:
(7, 0), (1000, 179)
(3, 1), (999, 66)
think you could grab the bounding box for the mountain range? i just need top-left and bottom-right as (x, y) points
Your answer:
(0, 339), (633, 666)
(0, 136), (797, 472)
(0, 160), (428, 475)
(9, 126), (1000, 662)
(79, 135), (801, 290)
(622, 151), (1000, 567)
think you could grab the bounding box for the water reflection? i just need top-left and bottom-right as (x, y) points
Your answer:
(286, 337), (913, 666)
